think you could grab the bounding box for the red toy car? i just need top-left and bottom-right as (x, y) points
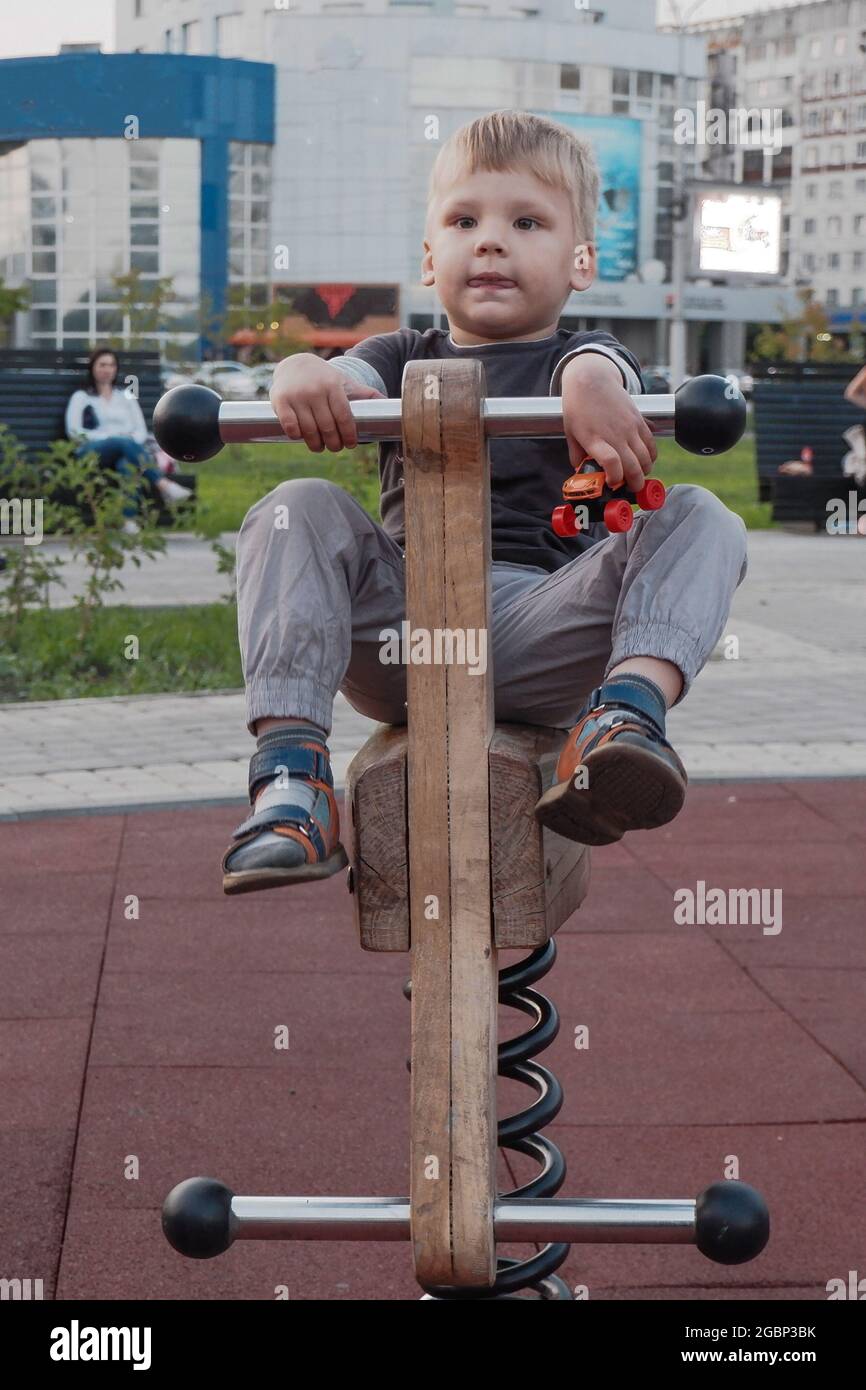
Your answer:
(551, 460), (667, 536)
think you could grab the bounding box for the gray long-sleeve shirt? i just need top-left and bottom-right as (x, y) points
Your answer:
(331, 326), (644, 573)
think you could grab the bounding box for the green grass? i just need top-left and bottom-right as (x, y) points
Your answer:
(0, 603), (242, 703)
(0, 428), (768, 704)
(188, 432), (770, 536)
(191, 441), (381, 537)
(652, 434), (771, 530)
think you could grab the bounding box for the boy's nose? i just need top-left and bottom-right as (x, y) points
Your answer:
(474, 231), (506, 253)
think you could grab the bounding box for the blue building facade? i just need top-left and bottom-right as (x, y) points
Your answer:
(0, 53), (275, 353)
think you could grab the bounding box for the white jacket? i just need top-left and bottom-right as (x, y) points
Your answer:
(65, 388), (149, 445)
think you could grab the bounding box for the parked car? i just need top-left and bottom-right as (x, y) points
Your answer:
(193, 360), (258, 400)
(249, 362), (276, 398)
(160, 366), (195, 393)
(641, 365), (672, 394)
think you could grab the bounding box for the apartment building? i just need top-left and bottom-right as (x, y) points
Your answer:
(698, 0), (866, 332)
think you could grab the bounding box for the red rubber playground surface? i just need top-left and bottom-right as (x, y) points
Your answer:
(2, 778), (865, 1301)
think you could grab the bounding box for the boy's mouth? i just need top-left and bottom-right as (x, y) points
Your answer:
(467, 273), (517, 289)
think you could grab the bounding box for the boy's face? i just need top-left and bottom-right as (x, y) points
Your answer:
(422, 165), (596, 344)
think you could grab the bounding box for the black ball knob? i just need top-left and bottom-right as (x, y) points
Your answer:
(153, 384), (224, 463)
(695, 1180), (769, 1265)
(674, 374), (747, 456)
(162, 1176), (235, 1259)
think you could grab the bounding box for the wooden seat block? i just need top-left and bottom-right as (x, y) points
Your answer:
(344, 721), (591, 951)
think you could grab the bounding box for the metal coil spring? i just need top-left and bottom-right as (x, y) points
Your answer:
(411, 940), (573, 1301)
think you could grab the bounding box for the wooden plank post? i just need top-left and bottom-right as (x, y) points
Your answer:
(402, 358), (498, 1289)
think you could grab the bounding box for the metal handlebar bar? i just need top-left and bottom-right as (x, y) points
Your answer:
(153, 373), (747, 463)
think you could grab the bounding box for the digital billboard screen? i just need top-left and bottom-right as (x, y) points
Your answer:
(693, 190), (782, 278)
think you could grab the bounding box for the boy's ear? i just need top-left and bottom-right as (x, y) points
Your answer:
(421, 241), (435, 286)
(571, 242), (597, 291)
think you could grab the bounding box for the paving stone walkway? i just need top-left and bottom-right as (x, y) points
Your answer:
(1, 530), (864, 816)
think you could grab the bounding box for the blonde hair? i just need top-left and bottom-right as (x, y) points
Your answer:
(426, 110), (600, 245)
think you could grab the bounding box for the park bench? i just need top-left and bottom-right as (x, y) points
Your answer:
(752, 363), (866, 528)
(0, 347), (196, 526)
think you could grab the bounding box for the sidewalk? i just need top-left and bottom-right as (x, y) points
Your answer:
(3, 781), (865, 1299)
(0, 532), (237, 609)
(1, 530), (865, 816)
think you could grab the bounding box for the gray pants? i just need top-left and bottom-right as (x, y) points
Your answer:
(236, 478), (748, 738)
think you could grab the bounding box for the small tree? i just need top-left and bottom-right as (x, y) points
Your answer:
(752, 287), (860, 363)
(107, 269), (176, 350)
(0, 426), (170, 651)
(0, 276), (30, 348)
(220, 285), (308, 362)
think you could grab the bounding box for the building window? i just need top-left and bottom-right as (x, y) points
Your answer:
(803, 217), (816, 234)
(560, 64), (580, 91)
(134, 0), (144, 16)
(856, 104), (866, 129)
(771, 149), (791, 180)
(855, 214), (866, 234)
(827, 215), (842, 235)
(180, 21), (201, 54)
(22, 135), (202, 351)
(854, 251), (864, 270)
(802, 253), (816, 271)
(743, 149), (764, 181)
(216, 13), (244, 58)
(806, 182), (817, 198)
(163, 29), (172, 52)
(834, 34), (846, 54)
(228, 142), (273, 311)
(830, 179), (844, 197)
(853, 287), (864, 305)
(826, 288), (839, 307)
(857, 140), (866, 160)
(612, 69), (629, 96)
(809, 38), (821, 58)
(828, 252), (841, 269)
(829, 144), (844, 165)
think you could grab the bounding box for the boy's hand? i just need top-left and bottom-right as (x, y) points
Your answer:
(270, 352), (385, 453)
(560, 354), (657, 493)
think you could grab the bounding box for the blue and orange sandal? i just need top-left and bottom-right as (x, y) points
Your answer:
(221, 727), (348, 895)
(533, 677), (688, 846)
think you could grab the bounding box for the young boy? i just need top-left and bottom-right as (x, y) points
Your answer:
(221, 109), (748, 895)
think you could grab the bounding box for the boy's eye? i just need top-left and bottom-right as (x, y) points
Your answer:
(454, 216), (540, 230)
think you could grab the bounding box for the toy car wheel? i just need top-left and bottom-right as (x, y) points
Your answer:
(603, 499), (634, 533)
(552, 504), (580, 537)
(635, 479), (666, 511)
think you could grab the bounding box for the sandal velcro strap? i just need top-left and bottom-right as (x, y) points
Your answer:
(231, 801), (327, 859)
(248, 743), (331, 802)
(585, 680), (665, 735)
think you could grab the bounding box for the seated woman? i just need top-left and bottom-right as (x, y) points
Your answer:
(65, 346), (191, 535)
